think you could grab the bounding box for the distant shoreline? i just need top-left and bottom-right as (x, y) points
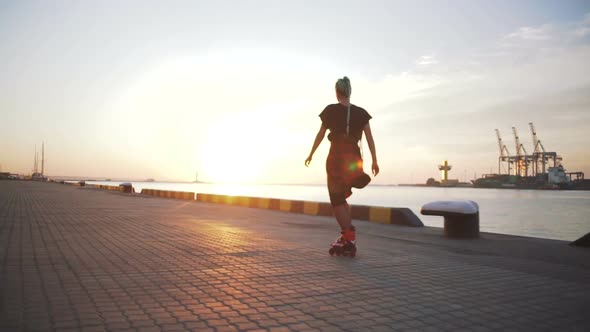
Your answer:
(66, 178), (401, 187)
(48, 176), (476, 188)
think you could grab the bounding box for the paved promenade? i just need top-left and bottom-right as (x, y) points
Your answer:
(1, 181), (589, 332)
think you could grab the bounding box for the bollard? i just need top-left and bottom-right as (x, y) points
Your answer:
(119, 183), (133, 193)
(421, 200), (480, 238)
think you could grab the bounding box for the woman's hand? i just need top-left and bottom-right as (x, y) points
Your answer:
(372, 162), (380, 176)
(306, 124), (326, 168)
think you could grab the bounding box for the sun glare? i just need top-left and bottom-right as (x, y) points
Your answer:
(109, 48), (346, 183)
(201, 116), (266, 184)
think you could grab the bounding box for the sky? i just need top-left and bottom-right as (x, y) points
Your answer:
(1, 0), (589, 184)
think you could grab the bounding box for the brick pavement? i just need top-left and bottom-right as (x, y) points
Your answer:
(1, 181), (589, 331)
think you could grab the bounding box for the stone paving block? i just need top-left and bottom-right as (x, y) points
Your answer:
(81, 325), (109, 332)
(1, 182), (590, 332)
(136, 327), (162, 332)
(106, 321), (133, 330)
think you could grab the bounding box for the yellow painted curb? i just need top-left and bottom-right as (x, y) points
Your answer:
(279, 200), (291, 212)
(369, 207), (391, 224)
(238, 196), (249, 207)
(257, 198), (270, 209)
(137, 191), (422, 227)
(303, 201), (319, 215)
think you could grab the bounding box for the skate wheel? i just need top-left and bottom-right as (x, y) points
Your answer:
(329, 248), (335, 256)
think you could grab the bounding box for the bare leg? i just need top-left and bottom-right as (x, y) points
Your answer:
(328, 177), (353, 231)
(333, 202), (352, 230)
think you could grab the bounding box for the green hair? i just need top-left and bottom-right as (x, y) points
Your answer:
(335, 76), (351, 98)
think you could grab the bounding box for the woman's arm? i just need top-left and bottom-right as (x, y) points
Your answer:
(363, 123), (379, 176)
(305, 124), (327, 167)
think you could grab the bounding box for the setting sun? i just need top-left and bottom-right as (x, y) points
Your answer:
(200, 116), (267, 184)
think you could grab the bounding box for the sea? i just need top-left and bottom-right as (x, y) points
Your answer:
(85, 181), (590, 242)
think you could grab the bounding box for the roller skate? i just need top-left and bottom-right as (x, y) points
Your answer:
(328, 226), (357, 257)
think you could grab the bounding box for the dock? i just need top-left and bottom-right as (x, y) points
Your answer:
(1, 181), (589, 331)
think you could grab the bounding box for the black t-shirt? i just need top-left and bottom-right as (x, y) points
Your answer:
(319, 103), (372, 142)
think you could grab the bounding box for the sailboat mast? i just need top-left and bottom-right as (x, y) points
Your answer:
(41, 142), (45, 175)
(34, 145), (38, 174)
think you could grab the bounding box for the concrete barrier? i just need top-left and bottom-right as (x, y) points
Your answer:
(570, 232), (590, 247)
(141, 188), (194, 200)
(98, 184), (122, 191)
(195, 193), (423, 227)
(77, 188), (423, 227)
(119, 183), (133, 193)
(350, 205), (424, 227)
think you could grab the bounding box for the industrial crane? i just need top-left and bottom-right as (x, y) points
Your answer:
(529, 122), (542, 175)
(481, 123), (584, 188)
(512, 127), (521, 176)
(513, 127), (531, 176)
(512, 127), (521, 158)
(528, 122), (558, 175)
(529, 122), (540, 153)
(495, 129), (512, 175)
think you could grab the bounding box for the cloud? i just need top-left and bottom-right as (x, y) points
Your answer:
(363, 12), (590, 182)
(574, 27), (590, 37)
(507, 25), (553, 40)
(503, 13), (590, 49)
(469, 12), (590, 69)
(366, 12), (590, 126)
(572, 12), (590, 37)
(416, 55), (438, 66)
(352, 71), (448, 112)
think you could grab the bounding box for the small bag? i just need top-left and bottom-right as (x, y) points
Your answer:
(346, 104), (371, 189)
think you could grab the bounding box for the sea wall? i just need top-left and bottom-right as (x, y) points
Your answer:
(141, 188), (194, 200)
(196, 193), (423, 227)
(70, 183), (423, 227)
(93, 184), (122, 191)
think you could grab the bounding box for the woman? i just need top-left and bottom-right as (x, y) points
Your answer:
(305, 76), (379, 255)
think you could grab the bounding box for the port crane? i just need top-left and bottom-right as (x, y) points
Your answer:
(512, 127), (534, 176)
(478, 123), (586, 189)
(528, 122), (559, 176)
(495, 129), (513, 175)
(495, 123), (561, 177)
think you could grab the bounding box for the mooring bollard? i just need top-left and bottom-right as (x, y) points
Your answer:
(421, 200), (480, 238)
(119, 183), (133, 193)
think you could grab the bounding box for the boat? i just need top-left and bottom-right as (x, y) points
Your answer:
(31, 172), (47, 181)
(472, 166), (578, 190)
(472, 124), (586, 190)
(30, 142), (48, 181)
